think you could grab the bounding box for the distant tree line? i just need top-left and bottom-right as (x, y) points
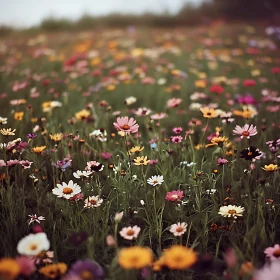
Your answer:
(1, 0), (280, 33)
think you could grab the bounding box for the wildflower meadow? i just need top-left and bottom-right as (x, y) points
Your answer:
(0, 23), (280, 280)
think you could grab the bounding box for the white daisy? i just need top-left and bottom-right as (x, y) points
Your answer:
(84, 195), (103, 208)
(0, 117), (7, 125)
(17, 233), (50, 256)
(169, 222), (188, 236)
(73, 170), (92, 179)
(218, 205), (245, 219)
(52, 180), (81, 199)
(119, 226), (141, 240)
(147, 175), (164, 186)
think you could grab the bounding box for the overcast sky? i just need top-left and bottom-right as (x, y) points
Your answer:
(0, 0), (203, 27)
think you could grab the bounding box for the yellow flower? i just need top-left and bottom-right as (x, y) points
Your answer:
(195, 80), (207, 88)
(32, 146), (46, 154)
(200, 107), (219, 118)
(206, 137), (228, 148)
(118, 246), (153, 269)
(49, 133), (63, 142)
(75, 109), (90, 121)
(163, 245), (197, 270)
(0, 258), (20, 280)
(134, 156), (150, 166)
(129, 146), (144, 155)
(31, 118), (38, 123)
(0, 128), (16, 136)
(14, 112), (24, 121)
(39, 263), (67, 279)
(262, 164), (278, 172)
(153, 256), (165, 271)
(107, 84), (116, 91)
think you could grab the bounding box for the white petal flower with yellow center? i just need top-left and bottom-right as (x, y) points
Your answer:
(17, 233), (50, 256)
(218, 205), (245, 219)
(52, 180), (81, 199)
(147, 175), (164, 186)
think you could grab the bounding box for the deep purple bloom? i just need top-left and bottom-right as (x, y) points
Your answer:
(70, 259), (104, 280)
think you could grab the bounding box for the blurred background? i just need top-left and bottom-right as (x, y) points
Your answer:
(0, 0), (280, 31)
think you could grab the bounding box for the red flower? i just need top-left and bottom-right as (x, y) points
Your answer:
(210, 84), (224, 94)
(243, 79), (256, 87)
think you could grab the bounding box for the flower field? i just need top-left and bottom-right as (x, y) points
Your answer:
(0, 23), (280, 279)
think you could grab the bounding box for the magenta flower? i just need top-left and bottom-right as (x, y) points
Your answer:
(19, 160), (33, 169)
(264, 244), (280, 260)
(165, 190), (184, 202)
(170, 136), (183, 143)
(217, 158), (228, 166)
(100, 152), (112, 160)
(0, 160), (6, 167)
(233, 124), (258, 139)
(172, 127), (183, 134)
(113, 116), (139, 134)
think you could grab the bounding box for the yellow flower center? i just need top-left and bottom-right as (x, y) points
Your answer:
(63, 187), (73, 194)
(90, 199), (97, 205)
(30, 244), (38, 251)
(171, 195), (178, 199)
(153, 180), (158, 184)
(228, 210), (237, 215)
(248, 152), (252, 156)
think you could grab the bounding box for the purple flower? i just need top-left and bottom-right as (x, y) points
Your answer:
(237, 94), (257, 105)
(70, 259), (104, 280)
(27, 133), (37, 139)
(52, 159), (72, 171)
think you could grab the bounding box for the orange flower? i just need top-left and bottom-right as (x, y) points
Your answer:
(32, 146), (46, 154)
(0, 258), (20, 280)
(163, 245), (197, 270)
(39, 263), (67, 279)
(118, 246), (153, 269)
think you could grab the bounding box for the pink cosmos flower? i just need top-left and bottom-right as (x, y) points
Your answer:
(150, 113), (167, 120)
(217, 158), (228, 166)
(167, 98), (182, 108)
(19, 160), (33, 169)
(6, 159), (20, 166)
(233, 124), (258, 139)
(172, 127), (183, 134)
(170, 136), (183, 143)
(85, 161), (104, 172)
(165, 190), (184, 202)
(133, 107), (152, 116)
(113, 117), (139, 134)
(0, 160), (6, 167)
(119, 226), (141, 240)
(264, 244), (280, 260)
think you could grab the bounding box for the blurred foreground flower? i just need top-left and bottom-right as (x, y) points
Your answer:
(118, 246), (153, 269)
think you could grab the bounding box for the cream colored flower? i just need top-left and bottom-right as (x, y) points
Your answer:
(17, 233), (50, 256)
(218, 205), (245, 219)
